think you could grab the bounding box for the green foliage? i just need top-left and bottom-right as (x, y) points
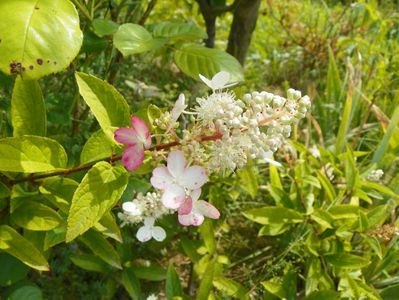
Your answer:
(0, 0), (82, 79)
(66, 162), (128, 242)
(174, 43), (244, 81)
(0, 136), (67, 172)
(11, 78), (46, 136)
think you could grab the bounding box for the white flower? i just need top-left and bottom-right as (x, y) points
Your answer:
(199, 71), (237, 91)
(151, 150), (208, 209)
(146, 294), (158, 300)
(261, 150), (282, 167)
(136, 217), (166, 242)
(122, 201), (144, 216)
(171, 93), (187, 122)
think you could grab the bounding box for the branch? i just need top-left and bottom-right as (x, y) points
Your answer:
(8, 114), (281, 186)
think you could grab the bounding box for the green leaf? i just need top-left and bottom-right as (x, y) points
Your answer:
(329, 205), (360, 219)
(174, 43), (243, 82)
(380, 283), (399, 300)
(8, 285), (43, 300)
(66, 162), (128, 242)
(44, 226), (66, 250)
(0, 225), (49, 271)
(0, 253), (29, 287)
(11, 201), (63, 231)
(258, 223), (291, 236)
(92, 19), (119, 37)
(372, 105), (399, 163)
(316, 170), (337, 201)
(238, 165), (259, 199)
(81, 130), (122, 164)
(151, 21), (207, 40)
(166, 262), (182, 300)
(94, 212), (122, 243)
(132, 264), (167, 281)
(0, 0), (82, 80)
(39, 177), (78, 213)
(306, 290), (339, 300)
(113, 23), (166, 56)
(200, 219), (217, 255)
(262, 269), (297, 300)
(213, 277), (248, 298)
(75, 72), (130, 141)
(180, 237), (201, 263)
(0, 181), (10, 198)
(324, 253), (369, 269)
(70, 253), (110, 273)
(243, 206), (303, 225)
(326, 46), (342, 104)
(11, 77), (46, 136)
(79, 229), (122, 269)
(122, 267), (141, 300)
(0, 136), (67, 172)
(196, 258), (215, 300)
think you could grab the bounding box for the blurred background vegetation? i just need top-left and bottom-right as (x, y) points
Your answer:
(1, 0), (399, 299)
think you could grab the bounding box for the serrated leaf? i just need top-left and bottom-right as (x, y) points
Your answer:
(75, 72), (130, 141)
(174, 43), (243, 82)
(11, 78), (46, 136)
(11, 201), (63, 231)
(81, 130), (122, 164)
(66, 162), (128, 242)
(244, 206), (303, 225)
(94, 212), (122, 243)
(39, 177), (78, 213)
(0, 136), (67, 172)
(79, 229), (122, 269)
(151, 21), (207, 40)
(0, 225), (49, 271)
(166, 262), (182, 299)
(114, 23), (166, 56)
(44, 226), (66, 250)
(0, 0), (82, 80)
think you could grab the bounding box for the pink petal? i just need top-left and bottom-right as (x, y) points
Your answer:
(195, 200), (220, 219)
(161, 184), (185, 209)
(150, 166), (173, 190)
(121, 145), (145, 171)
(181, 166), (208, 190)
(167, 150), (186, 179)
(178, 197), (193, 215)
(178, 212), (204, 226)
(131, 116), (151, 149)
(178, 214), (192, 226)
(114, 127), (139, 146)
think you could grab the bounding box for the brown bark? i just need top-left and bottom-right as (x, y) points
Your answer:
(226, 0), (261, 66)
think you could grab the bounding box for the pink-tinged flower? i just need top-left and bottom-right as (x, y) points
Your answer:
(150, 150), (208, 209)
(171, 93), (187, 123)
(114, 116), (151, 171)
(178, 189), (220, 226)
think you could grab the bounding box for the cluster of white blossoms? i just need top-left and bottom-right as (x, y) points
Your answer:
(116, 71), (310, 242)
(189, 72), (311, 173)
(365, 169), (384, 182)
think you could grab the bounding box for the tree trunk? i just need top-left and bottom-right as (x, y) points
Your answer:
(226, 0), (261, 66)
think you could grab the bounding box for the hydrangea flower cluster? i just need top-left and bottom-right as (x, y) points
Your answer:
(115, 71), (311, 242)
